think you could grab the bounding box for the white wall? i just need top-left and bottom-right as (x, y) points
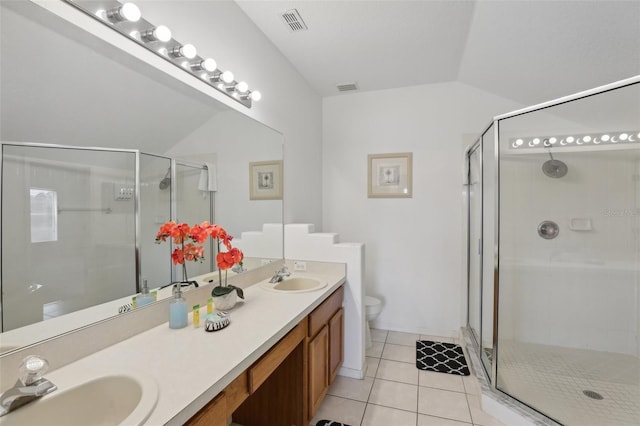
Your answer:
(322, 82), (522, 336)
(134, 1), (323, 228)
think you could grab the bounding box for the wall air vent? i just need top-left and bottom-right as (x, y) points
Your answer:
(280, 9), (308, 32)
(337, 82), (359, 92)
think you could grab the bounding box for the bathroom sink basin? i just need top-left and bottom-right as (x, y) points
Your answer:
(270, 277), (327, 293)
(0, 373), (158, 426)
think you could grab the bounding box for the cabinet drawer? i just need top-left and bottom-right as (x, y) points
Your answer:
(309, 286), (344, 338)
(225, 370), (249, 415)
(249, 318), (307, 393)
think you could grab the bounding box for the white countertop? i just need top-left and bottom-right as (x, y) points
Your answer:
(36, 270), (345, 425)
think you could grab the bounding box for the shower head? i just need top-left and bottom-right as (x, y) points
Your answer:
(542, 139), (568, 178)
(542, 159), (568, 178)
(159, 168), (171, 190)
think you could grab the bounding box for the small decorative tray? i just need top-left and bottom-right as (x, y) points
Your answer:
(204, 312), (230, 332)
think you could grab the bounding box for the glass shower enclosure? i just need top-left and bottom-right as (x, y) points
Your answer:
(0, 142), (212, 332)
(466, 77), (640, 425)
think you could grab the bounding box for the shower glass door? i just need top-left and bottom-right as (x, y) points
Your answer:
(175, 161), (213, 279)
(1, 144), (136, 331)
(496, 82), (640, 425)
(139, 153), (172, 290)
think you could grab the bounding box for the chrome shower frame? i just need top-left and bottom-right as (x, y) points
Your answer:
(464, 74), (640, 422)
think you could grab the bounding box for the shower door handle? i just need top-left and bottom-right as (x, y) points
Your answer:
(478, 238), (482, 255)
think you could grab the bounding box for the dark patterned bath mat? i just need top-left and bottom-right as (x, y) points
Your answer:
(316, 421), (350, 426)
(416, 340), (470, 376)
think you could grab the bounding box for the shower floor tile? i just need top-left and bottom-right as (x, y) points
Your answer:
(496, 340), (640, 426)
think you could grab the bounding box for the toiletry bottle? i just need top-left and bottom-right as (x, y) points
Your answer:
(193, 305), (200, 328)
(137, 279), (154, 307)
(169, 285), (188, 329)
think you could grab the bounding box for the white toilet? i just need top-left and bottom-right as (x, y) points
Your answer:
(365, 296), (382, 349)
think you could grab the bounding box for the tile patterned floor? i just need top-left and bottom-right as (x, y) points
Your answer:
(310, 330), (505, 426)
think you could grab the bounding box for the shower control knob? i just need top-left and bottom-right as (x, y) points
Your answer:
(537, 221), (559, 239)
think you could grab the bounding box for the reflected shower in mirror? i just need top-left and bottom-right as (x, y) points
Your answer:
(0, 1), (284, 354)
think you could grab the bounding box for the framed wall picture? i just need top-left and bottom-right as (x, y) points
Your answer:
(249, 160), (283, 200)
(367, 152), (413, 198)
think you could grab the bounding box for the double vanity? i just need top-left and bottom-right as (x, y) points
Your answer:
(0, 263), (346, 425)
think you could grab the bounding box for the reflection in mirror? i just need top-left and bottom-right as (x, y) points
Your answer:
(0, 1), (283, 354)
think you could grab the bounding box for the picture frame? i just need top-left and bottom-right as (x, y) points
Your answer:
(367, 152), (413, 198)
(249, 160), (283, 200)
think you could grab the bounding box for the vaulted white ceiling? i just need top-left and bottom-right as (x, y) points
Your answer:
(237, 0), (640, 105)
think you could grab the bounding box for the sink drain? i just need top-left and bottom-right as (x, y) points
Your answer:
(583, 390), (604, 400)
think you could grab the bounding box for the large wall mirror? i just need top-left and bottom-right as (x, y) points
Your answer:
(0, 1), (284, 354)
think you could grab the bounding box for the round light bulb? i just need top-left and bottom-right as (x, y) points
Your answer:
(602, 134), (610, 142)
(549, 137), (557, 144)
(532, 138), (541, 145)
(181, 44), (197, 59)
(202, 58), (217, 72)
(120, 3), (141, 22)
(582, 135), (591, 142)
(512, 142), (518, 148)
(221, 71), (234, 84)
(515, 139), (523, 146)
(619, 133), (628, 141)
(154, 25), (172, 42)
(236, 81), (249, 93)
(250, 90), (262, 102)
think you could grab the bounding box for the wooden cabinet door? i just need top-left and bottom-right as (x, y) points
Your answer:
(308, 325), (329, 417)
(328, 307), (344, 385)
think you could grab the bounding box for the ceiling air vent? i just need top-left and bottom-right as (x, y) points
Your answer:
(337, 82), (359, 92)
(280, 9), (308, 32)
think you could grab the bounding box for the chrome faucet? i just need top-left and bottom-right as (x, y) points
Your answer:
(0, 356), (57, 417)
(269, 265), (291, 283)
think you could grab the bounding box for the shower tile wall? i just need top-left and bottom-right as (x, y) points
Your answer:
(499, 153), (638, 354)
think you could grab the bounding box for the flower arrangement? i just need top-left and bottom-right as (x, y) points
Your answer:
(155, 221), (245, 300)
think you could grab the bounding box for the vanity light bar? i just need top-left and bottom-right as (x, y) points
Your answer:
(510, 131), (640, 149)
(64, 0), (261, 108)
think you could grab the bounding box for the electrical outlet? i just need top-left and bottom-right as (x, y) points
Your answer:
(293, 261), (307, 271)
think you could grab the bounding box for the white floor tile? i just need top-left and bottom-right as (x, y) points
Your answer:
(420, 335), (455, 344)
(376, 359), (419, 385)
(462, 374), (480, 395)
(371, 328), (388, 343)
(366, 356), (381, 378)
(466, 394), (505, 426)
(418, 387), (472, 423)
(419, 370), (465, 393)
(387, 331), (421, 347)
(382, 343), (417, 364)
(366, 341), (384, 358)
(327, 375), (374, 402)
(418, 414), (472, 426)
(369, 378), (418, 412)
(310, 395), (366, 426)
(362, 404), (417, 426)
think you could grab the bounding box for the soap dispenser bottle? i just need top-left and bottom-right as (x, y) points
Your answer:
(169, 284), (188, 329)
(137, 279), (154, 308)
